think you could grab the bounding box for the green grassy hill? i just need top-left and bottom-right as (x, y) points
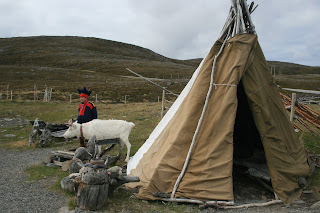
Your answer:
(0, 36), (319, 102)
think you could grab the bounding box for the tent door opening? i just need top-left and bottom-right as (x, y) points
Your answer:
(232, 81), (274, 196)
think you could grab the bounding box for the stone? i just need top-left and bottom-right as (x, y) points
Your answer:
(80, 167), (109, 185)
(74, 147), (91, 161)
(46, 163), (60, 168)
(4, 134), (16, 137)
(57, 206), (71, 213)
(61, 176), (76, 193)
(69, 160), (84, 174)
(43, 154), (57, 164)
(310, 201), (320, 210)
(61, 160), (73, 172)
(107, 166), (123, 180)
(76, 183), (109, 210)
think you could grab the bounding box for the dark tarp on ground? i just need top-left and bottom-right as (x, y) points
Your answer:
(128, 34), (311, 204)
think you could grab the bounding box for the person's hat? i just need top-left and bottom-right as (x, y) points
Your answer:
(77, 87), (92, 98)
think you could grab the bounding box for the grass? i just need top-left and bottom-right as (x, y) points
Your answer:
(26, 164), (67, 181)
(2, 100), (319, 211)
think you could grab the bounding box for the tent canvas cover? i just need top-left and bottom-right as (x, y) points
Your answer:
(127, 0), (312, 205)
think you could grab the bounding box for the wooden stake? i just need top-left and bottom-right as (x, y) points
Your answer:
(6, 84), (9, 100)
(70, 94), (72, 103)
(124, 95), (127, 104)
(161, 89), (165, 118)
(49, 88), (52, 102)
(34, 84), (37, 101)
(290, 93), (297, 123)
(95, 94), (98, 103)
(43, 84), (48, 102)
(10, 90), (13, 101)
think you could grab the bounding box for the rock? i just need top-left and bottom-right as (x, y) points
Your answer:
(69, 160), (84, 174)
(74, 147), (91, 161)
(80, 167), (108, 185)
(298, 177), (307, 188)
(76, 183), (109, 210)
(46, 163), (60, 168)
(310, 201), (320, 210)
(43, 154), (57, 164)
(107, 166), (122, 180)
(61, 176), (76, 193)
(61, 160), (73, 172)
(292, 200), (305, 204)
(57, 206), (71, 213)
(4, 134), (16, 137)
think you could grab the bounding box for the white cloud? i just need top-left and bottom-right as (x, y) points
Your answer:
(0, 0), (319, 66)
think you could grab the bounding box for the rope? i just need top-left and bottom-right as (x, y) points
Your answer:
(170, 27), (232, 199)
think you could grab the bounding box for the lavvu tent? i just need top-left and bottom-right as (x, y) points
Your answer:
(127, 0), (312, 205)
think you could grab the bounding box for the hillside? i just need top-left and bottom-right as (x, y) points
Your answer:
(0, 36), (319, 102)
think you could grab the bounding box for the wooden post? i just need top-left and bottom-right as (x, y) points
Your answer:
(43, 84), (48, 102)
(95, 94), (98, 103)
(49, 88), (52, 102)
(290, 93), (297, 123)
(161, 89), (165, 118)
(70, 94), (72, 103)
(6, 84), (9, 100)
(10, 90), (13, 101)
(34, 84), (37, 101)
(124, 95), (127, 104)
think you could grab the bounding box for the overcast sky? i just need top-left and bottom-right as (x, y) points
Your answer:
(1, 0), (319, 66)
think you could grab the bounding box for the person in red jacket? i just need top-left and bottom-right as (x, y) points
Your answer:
(77, 87), (97, 146)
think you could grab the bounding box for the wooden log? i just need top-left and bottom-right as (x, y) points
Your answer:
(80, 167), (108, 185)
(76, 183), (109, 210)
(161, 198), (205, 205)
(53, 160), (63, 166)
(221, 200), (282, 209)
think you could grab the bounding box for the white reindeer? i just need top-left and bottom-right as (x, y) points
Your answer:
(63, 119), (135, 162)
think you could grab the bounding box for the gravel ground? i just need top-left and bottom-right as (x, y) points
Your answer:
(1, 146), (318, 213)
(0, 148), (67, 213)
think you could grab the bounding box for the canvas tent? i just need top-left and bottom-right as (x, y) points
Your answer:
(127, 0), (312, 205)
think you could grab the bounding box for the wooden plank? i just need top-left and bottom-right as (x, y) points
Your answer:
(52, 150), (75, 155)
(53, 160), (63, 166)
